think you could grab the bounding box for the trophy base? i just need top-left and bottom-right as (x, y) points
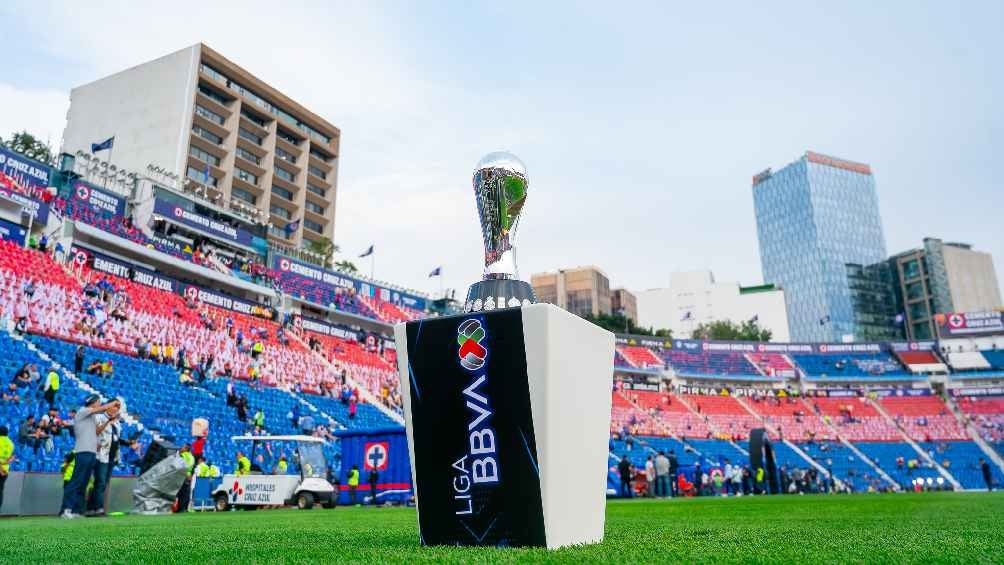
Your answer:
(464, 279), (537, 312)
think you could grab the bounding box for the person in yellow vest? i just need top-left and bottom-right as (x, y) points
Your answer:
(252, 341), (264, 359)
(61, 453), (75, 485)
(0, 425), (15, 510)
(275, 455), (288, 475)
(150, 343), (161, 362)
(207, 462), (221, 478)
(100, 360), (113, 379)
(755, 466), (766, 494)
(176, 444), (195, 513)
(43, 367), (60, 408)
(194, 456), (210, 479)
(164, 344), (175, 364)
(347, 464), (360, 505)
(235, 451), (251, 476)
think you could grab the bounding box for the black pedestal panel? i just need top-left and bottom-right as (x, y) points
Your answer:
(402, 307), (545, 547)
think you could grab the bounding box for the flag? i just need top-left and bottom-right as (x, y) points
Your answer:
(819, 315), (831, 326)
(750, 314), (759, 323)
(681, 311), (693, 321)
(429, 266), (441, 277)
(90, 136), (114, 153)
(203, 163), (211, 182)
(284, 218), (300, 234)
(359, 245), (374, 258)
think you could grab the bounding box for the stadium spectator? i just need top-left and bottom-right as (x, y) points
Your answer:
(644, 455), (656, 497)
(60, 395), (121, 519)
(654, 451), (670, 497)
(369, 468), (379, 504)
(43, 366), (60, 408)
(74, 345), (85, 374)
(176, 444), (195, 513)
(235, 451), (251, 476)
(0, 425), (13, 510)
(668, 450), (679, 497)
(982, 459), (993, 492)
(18, 415), (49, 455)
(348, 464), (360, 505)
(86, 401), (121, 516)
(618, 456), (633, 498)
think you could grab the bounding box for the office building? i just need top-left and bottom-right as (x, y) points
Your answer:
(752, 151), (887, 342)
(531, 266), (612, 318)
(611, 288), (638, 324)
(636, 270), (790, 341)
(890, 238), (1002, 340)
(62, 43), (340, 249)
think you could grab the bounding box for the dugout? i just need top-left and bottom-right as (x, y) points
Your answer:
(333, 427), (412, 505)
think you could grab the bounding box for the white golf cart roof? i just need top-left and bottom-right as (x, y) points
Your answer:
(230, 435), (325, 443)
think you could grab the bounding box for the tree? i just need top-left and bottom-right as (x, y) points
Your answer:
(0, 130), (54, 163)
(690, 318), (772, 342)
(305, 237), (338, 268)
(582, 312), (672, 337)
(334, 260), (358, 273)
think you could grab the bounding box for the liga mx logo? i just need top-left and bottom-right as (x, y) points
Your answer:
(457, 318), (487, 371)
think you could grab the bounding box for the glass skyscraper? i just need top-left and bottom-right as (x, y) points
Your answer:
(752, 151), (888, 342)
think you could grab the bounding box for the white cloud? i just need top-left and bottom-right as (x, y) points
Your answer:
(0, 83), (68, 149)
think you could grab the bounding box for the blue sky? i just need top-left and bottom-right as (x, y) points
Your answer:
(1, 1), (1001, 303)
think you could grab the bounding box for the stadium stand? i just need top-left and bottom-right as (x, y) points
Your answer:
(894, 350), (947, 374)
(746, 352), (796, 378)
(744, 396), (836, 442)
(806, 397), (901, 441)
(853, 442), (941, 489)
(792, 351), (913, 380)
(947, 351), (992, 371)
(879, 396), (968, 441)
(663, 350), (764, 380)
(957, 396), (1004, 441)
(682, 394), (762, 440)
(617, 346), (664, 369)
(919, 441), (1004, 490)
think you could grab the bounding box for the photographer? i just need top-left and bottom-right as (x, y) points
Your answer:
(86, 400), (122, 516)
(59, 395), (121, 519)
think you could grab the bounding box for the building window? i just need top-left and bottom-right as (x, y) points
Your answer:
(270, 205), (291, 220)
(271, 185), (294, 201)
(304, 219), (324, 233)
(192, 125), (223, 145)
(307, 164), (326, 180)
(277, 129), (301, 146)
(306, 183), (326, 198)
(238, 127), (263, 146)
(200, 63), (227, 84)
(235, 147), (260, 165)
(309, 147), (331, 163)
(198, 85), (231, 106)
(186, 165), (217, 187)
(268, 225), (290, 239)
(274, 166), (295, 183)
(275, 147), (297, 164)
(188, 145), (220, 167)
(305, 201), (325, 215)
(231, 187), (257, 205)
(240, 109), (268, 128)
(235, 167), (258, 186)
(195, 105), (225, 125)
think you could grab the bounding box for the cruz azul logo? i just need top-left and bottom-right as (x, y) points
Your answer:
(457, 319), (487, 371)
(229, 480), (244, 503)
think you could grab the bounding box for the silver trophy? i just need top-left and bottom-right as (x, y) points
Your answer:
(464, 151), (538, 313)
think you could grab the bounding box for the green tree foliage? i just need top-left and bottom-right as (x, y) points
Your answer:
(583, 312), (672, 337)
(690, 319), (772, 342)
(0, 130), (54, 163)
(334, 259), (358, 273)
(305, 237), (338, 268)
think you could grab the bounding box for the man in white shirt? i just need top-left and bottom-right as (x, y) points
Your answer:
(85, 401), (121, 516)
(644, 455), (656, 497)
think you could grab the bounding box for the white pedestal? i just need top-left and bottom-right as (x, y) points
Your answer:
(395, 303), (613, 549)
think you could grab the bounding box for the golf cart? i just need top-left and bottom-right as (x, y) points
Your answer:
(212, 435), (336, 511)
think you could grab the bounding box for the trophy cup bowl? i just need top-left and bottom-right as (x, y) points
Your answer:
(465, 151), (538, 312)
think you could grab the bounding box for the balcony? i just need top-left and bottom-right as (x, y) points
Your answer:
(192, 113), (229, 141)
(275, 134), (303, 156)
(188, 134), (227, 161)
(232, 172), (264, 195)
(239, 114), (270, 139)
(195, 89), (233, 118)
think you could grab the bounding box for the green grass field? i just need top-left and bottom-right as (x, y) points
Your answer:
(2, 492), (1002, 563)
